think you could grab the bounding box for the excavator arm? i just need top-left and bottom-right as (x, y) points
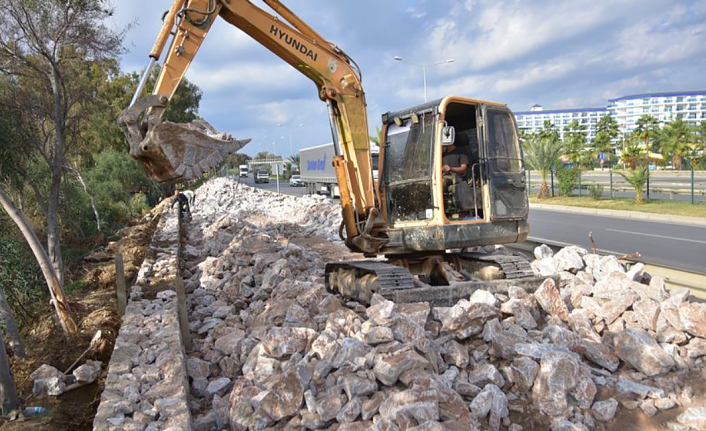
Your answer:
(120, 0), (381, 252)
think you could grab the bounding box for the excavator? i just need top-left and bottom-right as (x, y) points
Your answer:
(120, 0), (543, 306)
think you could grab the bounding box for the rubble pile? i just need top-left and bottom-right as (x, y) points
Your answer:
(93, 210), (193, 431)
(182, 179), (706, 430)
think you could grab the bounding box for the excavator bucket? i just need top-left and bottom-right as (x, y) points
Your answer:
(119, 95), (250, 185)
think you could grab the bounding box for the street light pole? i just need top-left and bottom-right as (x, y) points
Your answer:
(394, 56), (455, 103)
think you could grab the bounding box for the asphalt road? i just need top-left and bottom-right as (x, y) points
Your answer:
(528, 209), (706, 274)
(236, 175), (308, 196)
(242, 175), (706, 274)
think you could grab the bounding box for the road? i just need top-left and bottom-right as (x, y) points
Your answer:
(236, 175), (308, 196)
(528, 209), (706, 274)
(243, 175), (706, 275)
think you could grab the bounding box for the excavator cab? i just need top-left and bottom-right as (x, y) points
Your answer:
(325, 97), (540, 305)
(378, 96), (529, 254)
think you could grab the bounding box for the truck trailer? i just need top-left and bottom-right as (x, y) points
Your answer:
(300, 142), (379, 198)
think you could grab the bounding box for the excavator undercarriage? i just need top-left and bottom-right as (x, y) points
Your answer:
(325, 251), (543, 306)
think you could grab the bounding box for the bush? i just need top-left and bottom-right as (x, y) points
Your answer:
(556, 167), (579, 196)
(588, 184), (604, 200)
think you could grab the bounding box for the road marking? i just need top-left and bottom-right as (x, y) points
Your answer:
(605, 228), (706, 245)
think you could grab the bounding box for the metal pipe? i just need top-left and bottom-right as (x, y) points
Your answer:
(130, 58), (156, 107)
(276, 163), (280, 194)
(326, 100), (342, 157)
(691, 162), (694, 205)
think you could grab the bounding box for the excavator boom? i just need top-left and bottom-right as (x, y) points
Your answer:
(120, 0), (377, 253)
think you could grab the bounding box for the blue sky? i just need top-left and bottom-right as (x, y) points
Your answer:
(112, 0), (706, 157)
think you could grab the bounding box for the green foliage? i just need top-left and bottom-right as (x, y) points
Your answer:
(588, 184), (604, 200)
(0, 213), (46, 326)
(556, 166), (579, 196)
(635, 114), (660, 153)
(618, 132), (645, 169)
(618, 167), (649, 204)
(591, 115), (619, 165)
(370, 125), (382, 146)
(563, 120), (586, 166)
(64, 279), (88, 295)
(660, 119), (693, 170)
(84, 150), (159, 234)
(523, 122), (563, 198)
(224, 153), (252, 170)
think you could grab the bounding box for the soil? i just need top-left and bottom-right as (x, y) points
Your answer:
(0, 202), (165, 430)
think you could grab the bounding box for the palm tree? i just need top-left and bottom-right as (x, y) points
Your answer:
(370, 126), (382, 146)
(523, 121), (563, 199)
(634, 114), (660, 160)
(563, 120), (586, 167)
(618, 167), (649, 204)
(288, 154), (300, 167)
(618, 132), (645, 169)
(660, 119), (693, 169)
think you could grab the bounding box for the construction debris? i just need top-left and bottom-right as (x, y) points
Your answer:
(91, 177), (706, 431)
(148, 177), (703, 431)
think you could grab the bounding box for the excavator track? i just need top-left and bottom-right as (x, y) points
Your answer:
(325, 256), (548, 306)
(458, 252), (536, 279)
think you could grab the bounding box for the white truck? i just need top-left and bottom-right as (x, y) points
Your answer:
(238, 164), (249, 178)
(300, 142), (379, 198)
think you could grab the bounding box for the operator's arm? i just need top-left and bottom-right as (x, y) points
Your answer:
(441, 163), (468, 175)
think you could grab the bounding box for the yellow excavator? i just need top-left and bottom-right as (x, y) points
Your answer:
(121, 0), (542, 305)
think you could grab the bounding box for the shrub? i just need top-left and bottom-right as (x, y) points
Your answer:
(588, 184), (604, 200)
(556, 167), (579, 196)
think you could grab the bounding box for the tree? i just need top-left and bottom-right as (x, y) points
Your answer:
(288, 154), (301, 167)
(224, 153), (252, 170)
(634, 114), (660, 160)
(370, 126), (382, 146)
(563, 120), (586, 167)
(619, 167), (649, 204)
(0, 0), (123, 337)
(660, 119), (693, 169)
(523, 121), (563, 199)
(618, 132), (645, 169)
(592, 115), (619, 167)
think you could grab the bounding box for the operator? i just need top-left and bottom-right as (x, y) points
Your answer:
(442, 141), (469, 178)
(171, 189), (192, 220)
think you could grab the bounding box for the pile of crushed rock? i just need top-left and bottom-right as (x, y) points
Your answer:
(169, 179), (706, 430)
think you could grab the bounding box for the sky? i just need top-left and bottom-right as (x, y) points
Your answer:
(111, 0), (706, 157)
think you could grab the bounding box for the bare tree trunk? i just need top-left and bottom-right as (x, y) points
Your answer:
(0, 285), (25, 358)
(69, 165), (101, 234)
(48, 68), (66, 286)
(0, 333), (19, 415)
(0, 186), (78, 340)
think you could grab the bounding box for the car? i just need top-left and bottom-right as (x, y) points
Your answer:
(289, 174), (302, 187)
